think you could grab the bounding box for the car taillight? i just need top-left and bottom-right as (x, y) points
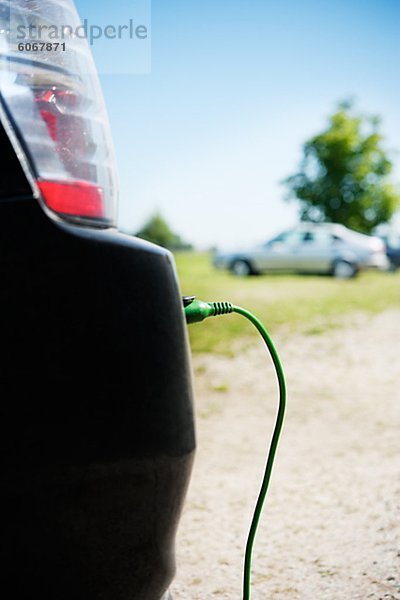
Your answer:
(371, 238), (385, 253)
(0, 0), (118, 226)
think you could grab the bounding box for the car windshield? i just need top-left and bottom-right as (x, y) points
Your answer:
(267, 231), (304, 246)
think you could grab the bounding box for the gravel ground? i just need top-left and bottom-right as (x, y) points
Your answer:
(171, 310), (400, 600)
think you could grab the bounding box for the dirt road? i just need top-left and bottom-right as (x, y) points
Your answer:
(172, 310), (400, 599)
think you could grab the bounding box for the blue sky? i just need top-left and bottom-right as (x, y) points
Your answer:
(78, 0), (400, 247)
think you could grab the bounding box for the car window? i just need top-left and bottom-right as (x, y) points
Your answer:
(301, 230), (332, 245)
(271, 231), (305, 246)
(303, 231), (313, 242)
(331, 234), (344, 244)
(268, 232), (286, 244)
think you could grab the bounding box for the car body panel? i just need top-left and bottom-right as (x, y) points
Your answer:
(0, 120), (196, 600)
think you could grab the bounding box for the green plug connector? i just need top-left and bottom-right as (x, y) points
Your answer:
(184, 297), (233, 323)
(184, 298), (215, 323)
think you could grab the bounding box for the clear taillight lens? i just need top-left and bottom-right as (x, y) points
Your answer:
(0, 0), (118, 226)
(371, 238), (385, 253)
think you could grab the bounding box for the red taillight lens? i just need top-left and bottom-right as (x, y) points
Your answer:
(38, 180), (105, 220)
(0, 0), (118, 227)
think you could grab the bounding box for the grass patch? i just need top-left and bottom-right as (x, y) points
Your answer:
(175, 251), (400, 353)
(210, 383), (230, 393)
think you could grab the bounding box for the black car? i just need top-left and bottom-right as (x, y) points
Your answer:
(381, 235), (400, 270)
(0, 2), (195, 599)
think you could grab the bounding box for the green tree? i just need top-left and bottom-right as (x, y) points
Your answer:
(135, 212), (192, 250)
(284, 101), (400, 233)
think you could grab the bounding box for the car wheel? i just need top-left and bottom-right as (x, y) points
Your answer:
(332, 260), (357, 279)
(231, 259), (252, 276)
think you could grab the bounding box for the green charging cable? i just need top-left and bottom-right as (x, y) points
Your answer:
(184, 298), (287, 600)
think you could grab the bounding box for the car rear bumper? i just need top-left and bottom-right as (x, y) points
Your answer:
(0, 198), (196, 600)
(365, 252), (390, 270)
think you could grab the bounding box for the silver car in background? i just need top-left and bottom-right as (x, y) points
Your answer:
(213, 223), (388, 278)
